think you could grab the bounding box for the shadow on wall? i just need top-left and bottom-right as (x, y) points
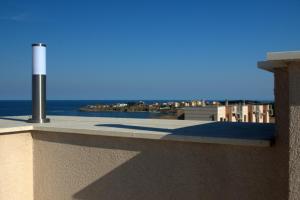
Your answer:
(32, 122), (278, 200)
(0, 117), (28, 122)
(76, 123), (276, 200)
(95, 122), (275, 140)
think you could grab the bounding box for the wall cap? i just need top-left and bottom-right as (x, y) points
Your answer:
(258, 51), (300, 72)
(0, 116), (274, 147)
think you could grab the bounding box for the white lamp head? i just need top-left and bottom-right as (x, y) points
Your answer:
(32, 43), (46, 75)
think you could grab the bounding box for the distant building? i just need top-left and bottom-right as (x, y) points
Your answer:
(263, 105), (270, 123)
(191, 101), (197, 107)
(117, 103), (128, 107)
(184, 106), (226, 121)
(248, 105), (270, 123)
(190, 100), (202, 107)
(201, 100), (206, 107)
(226, 104), (248, 122)
(184, 104), (271, 123)
(184, 102), (190, 107)
(211, 101), (218, 105)
(174, 102), (180, 108)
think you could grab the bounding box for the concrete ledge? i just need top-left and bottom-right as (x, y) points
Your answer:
(0, 116), (274, 147)
(267, 51), (300, 61)
(258, 51), (300, 72)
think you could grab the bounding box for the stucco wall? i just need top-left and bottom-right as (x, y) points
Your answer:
(32, 131), (287, 200)
(288, 63), (300, 199)
(0, 132), (33, 200)
(274, 65), (300, 200)
(274, 67), (290, 193)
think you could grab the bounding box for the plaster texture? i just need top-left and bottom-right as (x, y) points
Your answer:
(0, 132), (33, 200)
(0, 116), (278, 200)
(32, 131), (284, 200)
(288, 64), (300, 199)
(0, 115), (286, 200)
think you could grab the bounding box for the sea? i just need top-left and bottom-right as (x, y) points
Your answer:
(0, 100), (178, 119)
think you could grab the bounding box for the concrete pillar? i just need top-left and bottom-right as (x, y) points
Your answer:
(258, 52), (300, 200)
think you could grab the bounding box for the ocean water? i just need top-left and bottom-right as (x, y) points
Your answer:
(0, 100), (175, 119)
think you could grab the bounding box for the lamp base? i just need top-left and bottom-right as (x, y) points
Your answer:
(28, 118), (50, 123)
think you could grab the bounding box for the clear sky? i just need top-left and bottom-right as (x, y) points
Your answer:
(0, 0), (299, 100)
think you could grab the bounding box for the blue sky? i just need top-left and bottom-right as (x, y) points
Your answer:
(0, 0), (299, 100)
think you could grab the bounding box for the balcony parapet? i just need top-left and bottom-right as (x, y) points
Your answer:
(0, 115), (274, 147)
